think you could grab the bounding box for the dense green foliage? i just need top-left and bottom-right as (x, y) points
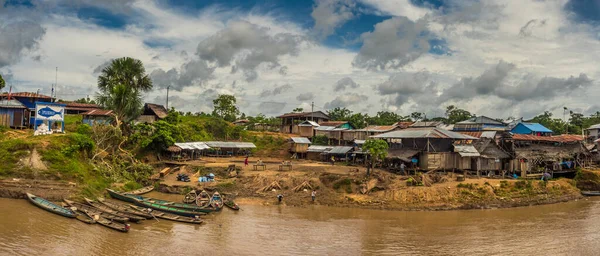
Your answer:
(529, 111), (600, 135)
(326, 107), (412, 127)
(445, 105), (474, 124)
(363, 139), (389, 175)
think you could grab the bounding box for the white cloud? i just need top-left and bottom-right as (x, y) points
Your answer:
(311, 0), (355, 39)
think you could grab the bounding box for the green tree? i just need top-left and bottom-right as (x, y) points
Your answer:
(0, 74), (5, 92)
(445, 105), (474, 124)
(131, 121), (182, 151)
(96, 57), (153, 125)
(368, 111), (401, 125)
(348, 113), (369, 129)
(212, 94), (239, 122)
(363, 139), (389, 176)
(312, 135), (329, 145)
(530, 111), (566, 134)
(327, 107), (352, 121)
(292, 108), (304, 113)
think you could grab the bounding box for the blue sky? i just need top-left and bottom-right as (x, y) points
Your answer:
(2, 0), (600, 118)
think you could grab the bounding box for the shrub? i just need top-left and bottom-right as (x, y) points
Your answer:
(500, 180), (509, 188)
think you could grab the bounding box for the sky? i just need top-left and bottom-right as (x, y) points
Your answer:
(1, 0), (600, 119)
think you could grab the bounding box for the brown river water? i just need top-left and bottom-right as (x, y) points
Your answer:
(2, 193), (600, 256)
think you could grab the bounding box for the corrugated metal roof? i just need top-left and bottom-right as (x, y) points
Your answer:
(315, 126), (336, 131)
(328, 146), (353, 154)
(372, 127), (478, 140)
(410, 121), (444, 127)
(519, 123), (553, 133)
(0, 92), (52, 99)
(290, 137), (311, 144)
(319, 121), (348, 127)
(175, 142), (211, 150)
(454, 145), (480, 157)
(0, 99), (26, 109)
(307, 145), (332, 152)
(355, 125), (396, 132)
(353, 139), (366, 144)
(298, 120), (320, 127)
(587, 124), (600, 130)
(512, 134), (584, 143)
(457, 131), (497, 139)
(205, 141), (256, 148)
(277, 111), (330, 119)
(82, 109), (113, 116)
(457, 116), (506, 125)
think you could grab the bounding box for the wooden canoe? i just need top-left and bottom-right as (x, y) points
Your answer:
(581, 191), (600, 196)
(84, 211), (130, 232)
(96, 198), (153, 219)
(125, 186), (154, 195)
(26, 193), (76, 218)
(64, 199), (129, 223)
(107, 189), (219, 213)
(209, 192), (224, 209)
(224, 200), (240, 211)
(71, 209), (96, 224)
(129, 205), (203, 224)
(131, 198), (207, 217)
(84, 198), (146, 222)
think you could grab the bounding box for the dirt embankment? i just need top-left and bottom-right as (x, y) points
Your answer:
(150, 157), (586, 211)
(0, 179), (76, 200)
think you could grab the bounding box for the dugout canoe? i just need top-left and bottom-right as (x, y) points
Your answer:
(96, 198), (153, 219)
(129, 205), (204, 224)
(125, 186), (154, 195)
(84, 198), (146, 222)
(64, 199), (129, 223)
(26, 193), (76, 218)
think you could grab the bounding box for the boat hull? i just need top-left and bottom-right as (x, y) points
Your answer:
(26, 193), (76, 218)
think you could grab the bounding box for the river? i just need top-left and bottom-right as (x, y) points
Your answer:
(2, 194), (600, 256)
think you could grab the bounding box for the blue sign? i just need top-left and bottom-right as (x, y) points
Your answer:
(37, 106), (62, 118)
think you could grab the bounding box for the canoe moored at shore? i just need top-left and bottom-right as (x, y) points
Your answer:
(107, 189), (219, 213)
(125, 186), (154, 195)
(72, 209), (96, 224)
(131, 198), (207, 218)
(581, 191), (600, 196)
(64, 199), (129, 223)
(96, 198), (154, 219)
(26, 193), (76, 218)
(129, 205), (204, 224)
(84, 198), (146, 222)
(84, 211), (130, 232)
(209, 192), (224, 209)
(224, 200), (240, 211)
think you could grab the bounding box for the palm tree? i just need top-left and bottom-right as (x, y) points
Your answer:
(0, 74), (5, 92)
(96, 57), (153, 125)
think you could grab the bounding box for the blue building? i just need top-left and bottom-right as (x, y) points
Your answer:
(82, 109), (114, 126)
(0, 99), (27, 128)
(0, 92), (53, 127)
(511, 123), (553, 136)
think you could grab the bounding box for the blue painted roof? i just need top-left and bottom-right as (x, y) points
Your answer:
(519, 123), (553, 133)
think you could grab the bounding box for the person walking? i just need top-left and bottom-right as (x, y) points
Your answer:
(244, 156), (249, 167)
(311, 190), (316, 202)
(400, 162), (406, 175)
(331, 156), (335, 166)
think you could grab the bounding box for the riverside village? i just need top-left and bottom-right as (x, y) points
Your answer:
(3, 0), (600, 255)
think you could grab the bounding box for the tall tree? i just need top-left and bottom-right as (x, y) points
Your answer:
(212, 94), (239, 122)
(292, 108), (304, 113)
(327, 107), (352, 121)
(96, 57), (153, 125)
(363, 139), (389, 176)
(74, 97), (97, 104)
(0, 74), (4, 92)
(445, 105), (474, 124)
(410, 112), (424, 121)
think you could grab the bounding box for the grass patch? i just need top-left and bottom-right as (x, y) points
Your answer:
(333, 178), (353, 193)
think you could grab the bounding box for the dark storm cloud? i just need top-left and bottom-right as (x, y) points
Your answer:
(296, 92), (314, 101)
(324, 93), (368, 109)
(353, 17), (431, 70)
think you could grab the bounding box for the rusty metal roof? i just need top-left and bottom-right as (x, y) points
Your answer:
(0, 92), (52, 99)
(82, 109), (113, 116)
(511, 134), (584, 143)
(0, 99), (26, 109)
(458, 131), (497, 139)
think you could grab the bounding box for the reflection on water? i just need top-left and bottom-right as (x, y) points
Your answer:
(2, 195), (600, 256)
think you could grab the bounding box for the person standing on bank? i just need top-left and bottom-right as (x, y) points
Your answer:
(311, 190), (316, 202)
(277, 194), (283, 204)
